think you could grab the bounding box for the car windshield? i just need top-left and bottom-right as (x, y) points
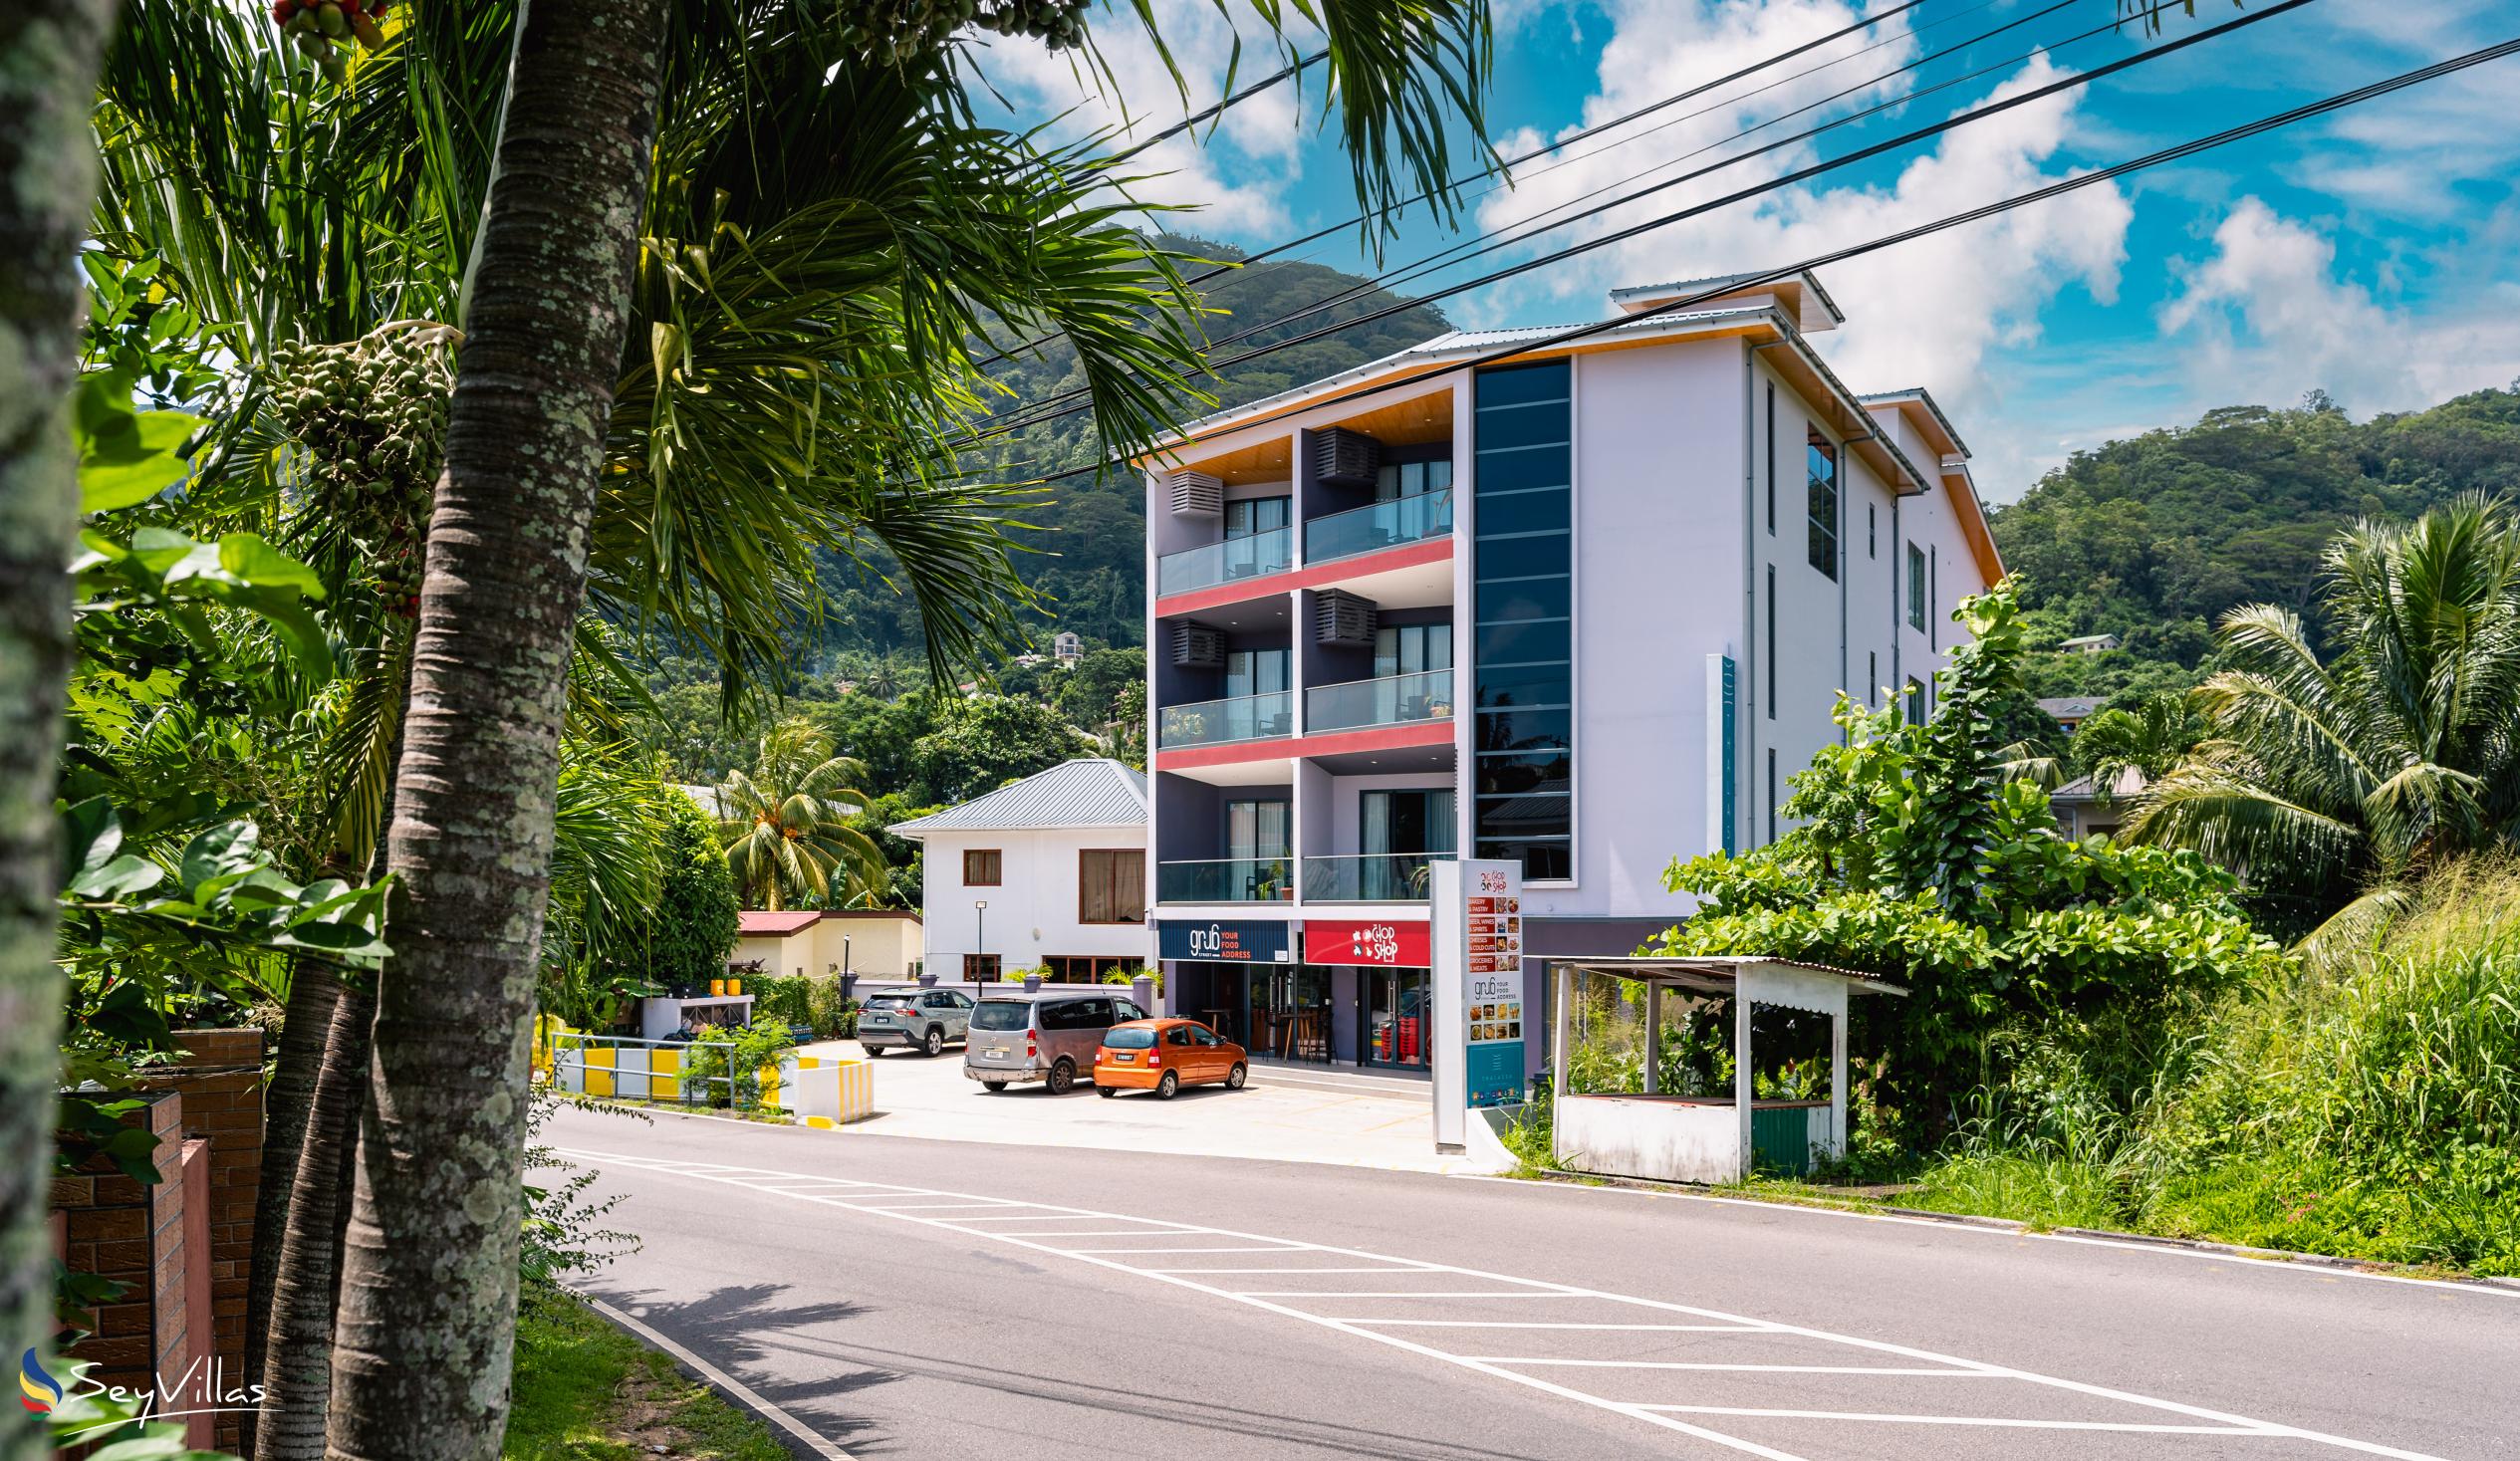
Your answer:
(1103, 1027), (1156, 1050)
(969, 1001), (1030, 1032)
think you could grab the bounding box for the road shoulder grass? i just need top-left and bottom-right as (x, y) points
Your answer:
(506, 1286), (793, 1461)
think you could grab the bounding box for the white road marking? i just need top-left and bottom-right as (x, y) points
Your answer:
(567, 1147), (2453, 1461)
(1471, 1360), (1985, 1375)
(1638, 1406), (2263, 1434)
(1231, 1289), (1588, 1299)
(1354, 1321), (1771, 1332)
(1449, 1174), (2520, 1302)
(1145, 1266), (1434, 1274)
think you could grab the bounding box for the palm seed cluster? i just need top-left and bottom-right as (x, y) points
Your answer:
(833, 0), (1092, 65)
(266, 329), (453, 616)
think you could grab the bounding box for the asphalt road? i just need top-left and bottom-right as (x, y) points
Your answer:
(547, 1102), (2520, 1461)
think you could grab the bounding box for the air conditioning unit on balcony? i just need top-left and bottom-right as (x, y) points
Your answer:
(1309, 427), (1383, 487)
(1166, 470), (1223, 517)
(1171, 622), (1224, 667)
(1315, 590), (1378, 646)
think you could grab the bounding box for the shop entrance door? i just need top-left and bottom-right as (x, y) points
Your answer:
(1364, 967), (1431, 1070)
(1246, 966), (1331, 1063)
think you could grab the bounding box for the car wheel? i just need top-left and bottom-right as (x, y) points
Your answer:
(1046, 1059), (1077, 1095)
(921, 1026), (944, 1058)
(1154, 1071), (1180, 1100)
(1098, 1085), (1119, 1098)
(982, 1081), (1008, 1093)
(862, 1046), (882, 1060)
(1226, 1063), (1247, 1091)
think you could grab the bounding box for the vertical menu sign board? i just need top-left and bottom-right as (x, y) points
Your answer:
(1462, 862), (1526, 1107)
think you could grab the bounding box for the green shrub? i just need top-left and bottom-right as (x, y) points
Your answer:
(652, 789), (739, 993)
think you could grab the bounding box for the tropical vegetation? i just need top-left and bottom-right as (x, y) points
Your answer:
(719, 719), (889, 910)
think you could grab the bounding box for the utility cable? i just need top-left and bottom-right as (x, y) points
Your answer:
(1017, 31), (2519, 488)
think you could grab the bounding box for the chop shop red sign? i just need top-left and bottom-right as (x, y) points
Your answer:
(1305, 918), (1431, 968)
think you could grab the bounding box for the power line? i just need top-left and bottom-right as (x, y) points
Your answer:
(1018, 31), (2520, 490)
(1099, 50), (1329, 169)
(969, 0), (2313, 448)
(987, 0), (2111, 434)
(967, 0), (1934, 371)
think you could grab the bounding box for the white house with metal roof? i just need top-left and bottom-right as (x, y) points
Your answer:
(887, 758), (1151, 983)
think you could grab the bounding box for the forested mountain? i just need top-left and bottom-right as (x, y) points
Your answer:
(814, 233), (1452, 659)
(1993, 385), (2520, 707)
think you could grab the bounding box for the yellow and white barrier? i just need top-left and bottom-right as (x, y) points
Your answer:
(770, 1054), (876, 1128)
(552, 1033), (871, 1126)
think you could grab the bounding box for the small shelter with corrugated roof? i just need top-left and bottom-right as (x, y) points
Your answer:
(1544, 955), (1905, 1184)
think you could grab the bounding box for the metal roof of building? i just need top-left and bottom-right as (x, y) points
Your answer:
(886, 758), (1148, 837)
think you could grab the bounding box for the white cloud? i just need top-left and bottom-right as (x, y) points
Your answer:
(1455, 0), (2132, 492)
(2159, 196), (2520, 416)
(967, 1), (1318, 236)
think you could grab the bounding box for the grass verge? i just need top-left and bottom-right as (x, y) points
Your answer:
(506, 1286), (793, 1461)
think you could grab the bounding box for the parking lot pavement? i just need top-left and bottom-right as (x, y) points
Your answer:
(569, 1139), (2489, 1461)
(798, 1039), (1492, 1174)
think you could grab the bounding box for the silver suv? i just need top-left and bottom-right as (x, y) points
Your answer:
(859, 989), (973, 1059)
(964, 991), (1148, 1094)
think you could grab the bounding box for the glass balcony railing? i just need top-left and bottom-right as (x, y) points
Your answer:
(1301, 852), (1455, 902)
(1158, 689), (1293, 749)
(1304, 490), (1452, 565)
(1305, 668), (1454, 735)
(1157, 857), (1295, 903)
(1156, 527), (1293, 597)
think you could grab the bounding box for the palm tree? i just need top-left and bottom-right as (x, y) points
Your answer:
(2127, 496), (2520, 950)
(0, 0), (118, 1399)
(2069, 693), (2202, 795)
(719, 720), (888, 910)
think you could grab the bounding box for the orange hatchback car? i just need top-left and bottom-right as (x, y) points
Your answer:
(1094, 1018), (1248, 1099)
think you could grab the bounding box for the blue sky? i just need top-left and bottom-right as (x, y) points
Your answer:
(971, 0), (2520, 501)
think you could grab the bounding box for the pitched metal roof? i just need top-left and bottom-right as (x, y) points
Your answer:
(886, 758), (1148, 838)
(738, 910), (822, 936)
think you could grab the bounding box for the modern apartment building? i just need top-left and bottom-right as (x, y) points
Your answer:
(1138, 270), (2002, 1074)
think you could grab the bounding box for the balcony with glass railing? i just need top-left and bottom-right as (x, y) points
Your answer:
(1305, 668), (1454, 736)
(1157, 856), (1296, 904)
(1156, 526), (1294, 598)
(1301, 851), (1455, 902)
(1303, 489), (1452, 566)
(1157, 689), (1293, 750)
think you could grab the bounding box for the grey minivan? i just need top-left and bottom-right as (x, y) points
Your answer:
(963, 991), (1149, 1094)
(858, 989), (973, 1059)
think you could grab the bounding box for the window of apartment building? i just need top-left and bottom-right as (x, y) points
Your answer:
(1869, 650), (1879, 704)
(1806, 437), (1840, 580)
(1765, 565), (1776, 720)
(1375, 622), (1453, 677)
(1905, 543), (1926, 629)
(965, 953), (1002, 982)
(1764, 382), (1776, 535)
(1375, 457), (1453, 501)
(1929, 546), (1939, 651)
(1868, 502), (1878, 559)
(1223, 495), (1290, 539)
(1766, 749), (1778, 846)
(1078, 849), (1145, 925)
(1046, 954), (1134, 983)
(1473, 358), (1575, 881)
(962, 848), (1002, 885)
(1904, 676), (1926, 725)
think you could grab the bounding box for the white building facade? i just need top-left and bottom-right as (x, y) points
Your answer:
(887, 758), (1152, 983)
(1137, 270), (2002, 1072)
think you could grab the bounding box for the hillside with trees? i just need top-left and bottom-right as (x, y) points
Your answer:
(1992, 385), (2520, 707)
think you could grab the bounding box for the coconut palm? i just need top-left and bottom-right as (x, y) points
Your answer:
(2127, 496), (2520, 950)
(2070, 693), (2202, 794)
(719, 720), (889, 911)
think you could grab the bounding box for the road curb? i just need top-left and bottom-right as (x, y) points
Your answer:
(1504, 1167), (2514, 1291)
(580, 1293), (860, 1461)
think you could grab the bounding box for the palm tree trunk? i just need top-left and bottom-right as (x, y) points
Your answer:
(0, 0), (117, 1418)
(243, 958), (345, 1451)
(254, 974), (374, 1461)
(322, 0), (665, 1453)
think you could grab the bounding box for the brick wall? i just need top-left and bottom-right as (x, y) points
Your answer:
(153, 1029), (265, 1453)
(54, 1091), (188, 1401)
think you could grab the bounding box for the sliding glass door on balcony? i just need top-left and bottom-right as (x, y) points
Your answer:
(1159, 647), (1292, 748)
(1305, 790), (1456, 900)
(1156, 798), (1292, 902)
(1306, 487), (1452, 565)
